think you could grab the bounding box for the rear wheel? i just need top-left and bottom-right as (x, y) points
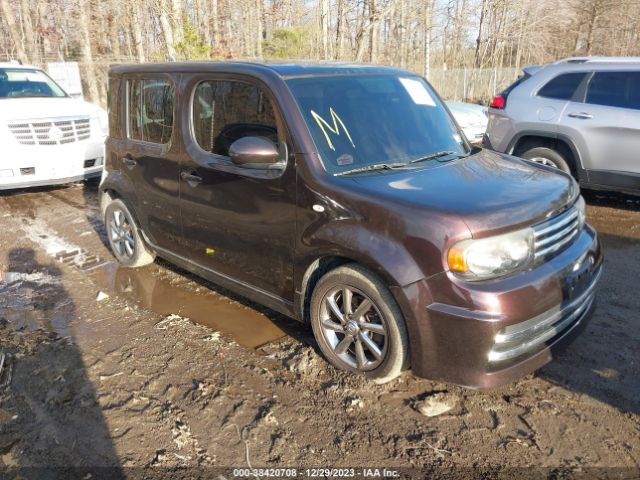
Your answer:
(310, 264), (409, 384)
(104, 198), (155, 268)
(521, 146), (571, 174)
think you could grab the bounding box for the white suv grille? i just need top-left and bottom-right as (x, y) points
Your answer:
(8, 117), (91, 145)
(533, 205), (580, 260)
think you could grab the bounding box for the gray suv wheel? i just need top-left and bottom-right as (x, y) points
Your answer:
(521, 147), (572, 174)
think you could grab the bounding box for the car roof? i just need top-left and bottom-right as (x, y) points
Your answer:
(108, 60), (414, 79)
(0, 62), (40, 70)
(524, 57), (640, 78)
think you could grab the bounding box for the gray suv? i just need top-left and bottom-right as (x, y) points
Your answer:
(484, 57), (640, 195)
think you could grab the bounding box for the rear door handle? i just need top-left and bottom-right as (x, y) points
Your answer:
(180, 171), (203, 185)
(121, 156), (137, 169)
(568, 112), (593, 119)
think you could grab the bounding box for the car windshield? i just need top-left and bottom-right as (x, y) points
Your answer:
(0, 68), (67, 99)
(286, 74), (469, 174)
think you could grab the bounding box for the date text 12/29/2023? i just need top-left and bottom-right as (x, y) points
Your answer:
(231, 468), (401, 478)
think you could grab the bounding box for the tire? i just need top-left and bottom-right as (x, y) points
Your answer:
(521, 147), (572, 174)
(310, 263), (410, 384)
(104, 198), (155, 268)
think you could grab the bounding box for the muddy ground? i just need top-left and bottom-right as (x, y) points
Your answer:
(0, 181), (638, 479)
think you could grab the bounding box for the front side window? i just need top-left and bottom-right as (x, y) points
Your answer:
(192, 80), (278, 157)
(586, 71), (640, 110)
(537, 73), (586, 100)
(127, 79), (174, 144)
(286, 75), (468, 174)
(0, 68), (67, 99)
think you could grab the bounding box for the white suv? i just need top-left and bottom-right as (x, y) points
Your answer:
(0, 63), (107, 190)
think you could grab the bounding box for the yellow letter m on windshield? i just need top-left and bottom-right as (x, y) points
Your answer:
(310, 108), (356, 151)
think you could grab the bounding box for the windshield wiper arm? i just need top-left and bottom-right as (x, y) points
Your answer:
(334, 162), (408, 176)
(409, 150), (458, 164)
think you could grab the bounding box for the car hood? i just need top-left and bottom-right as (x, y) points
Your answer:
(351, 149), (576, 235)
(0, 97), (104, 122)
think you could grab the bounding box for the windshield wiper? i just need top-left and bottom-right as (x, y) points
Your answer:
(334, 162), (408, 176)
(409, 150), (460, 164)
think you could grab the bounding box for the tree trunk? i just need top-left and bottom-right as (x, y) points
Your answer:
(474, 0), (487, 68)
(171, 0), (184, 43)
(370, 0), (379, 63)
(0, 0), (29, 62)
(335, 0), (346, 59)
(158, 0), (177, 60)
(211, 0), (220, 48)
(20, 0), (39, 63)
(77, 0), (100, 104)
(256, 0), (263, 57)
(130, 2), (146, 62)
(423, 0), (433, 79)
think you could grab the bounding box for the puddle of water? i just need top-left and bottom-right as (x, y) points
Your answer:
(93, 263), (288, 349)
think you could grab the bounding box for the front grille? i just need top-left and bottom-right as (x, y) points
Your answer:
(533, 205), (580, 260)
(488, 266), (602, 363)
(8, 117), (91, 146)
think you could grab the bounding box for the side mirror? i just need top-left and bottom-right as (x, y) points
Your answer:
(229, 136), (281, 169)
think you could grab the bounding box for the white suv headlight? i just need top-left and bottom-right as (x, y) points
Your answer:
(448, 227), (535, 280)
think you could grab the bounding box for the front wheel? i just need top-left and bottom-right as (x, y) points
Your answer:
(310, 264), (409, 384)
(104, 198), (155, 268)
(521, 146), (572, 174)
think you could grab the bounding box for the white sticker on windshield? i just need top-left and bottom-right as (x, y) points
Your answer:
(24, 72), (48, 82)
(399, 78), (436, 106)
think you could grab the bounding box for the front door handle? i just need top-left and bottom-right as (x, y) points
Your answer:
(568, 112), (593, 119)
(181, 171), (203, 186)
(121, 156), (137, 169)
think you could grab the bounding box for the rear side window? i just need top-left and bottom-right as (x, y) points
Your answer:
(586, 71), (640, 110)
(127, 79), (174, 144)
(192, 80), (278, 157)
(501, 72), (530, 97)
(537, 73), (586, 100)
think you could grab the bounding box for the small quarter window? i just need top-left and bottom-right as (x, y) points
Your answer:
(586, 71), (640, 110)
(127, 79), (174, 144)
(192, 80), (278, 157)
(537, 73), (586, 100)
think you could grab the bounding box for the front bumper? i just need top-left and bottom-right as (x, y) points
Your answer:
(394, 225), (602, 389)
(0, 139), (105, 190)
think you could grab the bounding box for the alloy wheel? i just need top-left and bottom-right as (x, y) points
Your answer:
(109, 209), (136, 260)
(319, 286), (388, 371)
(529, 156), (558, 168)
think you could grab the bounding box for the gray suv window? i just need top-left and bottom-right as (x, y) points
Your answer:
(586, 71), (640, 110)
(538, 73), (586, 100)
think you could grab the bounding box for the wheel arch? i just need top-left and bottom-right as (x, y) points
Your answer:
(508, 131), (587, 181)
(296, 251), (418, 324)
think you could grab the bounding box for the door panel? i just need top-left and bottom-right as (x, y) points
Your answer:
(178, 77), (296, 300)
(124, 77), (182, 251)
(559, 71), (640, 175)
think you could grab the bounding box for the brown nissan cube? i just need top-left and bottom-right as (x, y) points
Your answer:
(101, 62), (603, 388)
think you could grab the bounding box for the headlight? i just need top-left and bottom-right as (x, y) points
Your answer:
(576, 195), (586, 230)
(448, 227), (534, 280)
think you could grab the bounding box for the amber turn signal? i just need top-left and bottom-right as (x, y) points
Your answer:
(447, 246), (467, 272)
